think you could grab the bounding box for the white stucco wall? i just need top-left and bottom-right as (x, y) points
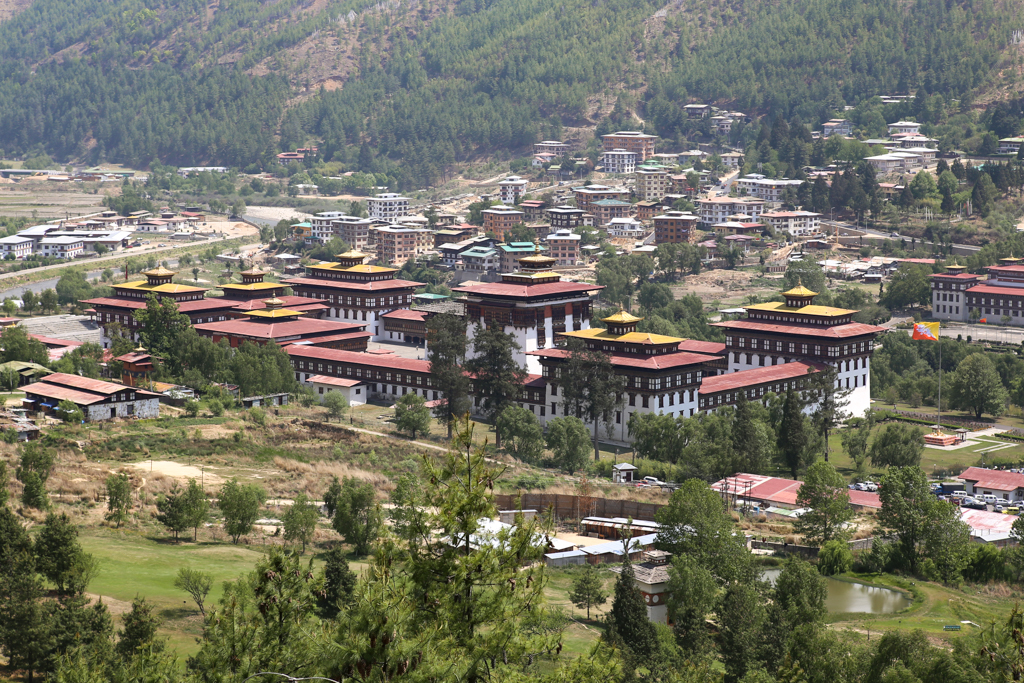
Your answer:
(84, 398), (159, 421)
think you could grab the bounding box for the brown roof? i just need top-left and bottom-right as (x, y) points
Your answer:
(305, 375), (364, 387)
(699, 362), (821, 394)
(529, 348), (711, 371)
(282, 277), (424, 292)
(712, 320), (885, 339)
(452, 281), (603, 298)
(286, 346), (431, 373)
(194, 318), (366, 341)
(381, 309), (428, 321)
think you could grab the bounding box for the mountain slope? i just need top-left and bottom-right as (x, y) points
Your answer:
(0, 0), (1016, 187)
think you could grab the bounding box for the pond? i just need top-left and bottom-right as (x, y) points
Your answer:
(761, 568), (912, 614)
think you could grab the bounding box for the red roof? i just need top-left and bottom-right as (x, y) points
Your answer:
(712, 473), (880, 509)
(987, 265), (1024, 275)
(677, 340), (726, 355)
(306, 375), (364, 387)
(529, 348), (710, 370)
(959, 508), (1016, 533)
(24, 383), (109, 405)
(453, 281), (603, 299)
(230, 296), (328, 312)
(29, 334), (82, 350)
(25, 373), (161, 406)
(699, 362), (820, 394)
(282, 277), (424, 292)
(114, 352), (154, 364)
(80, 297), (147, 310)
(286, 346), (431, 373)
(382, 309), (428, 321)
(847, 490), (882, 509)
(44, 372), (130, 395)
(896, 258), (936, 265)
(177, 299), (241, 314)
(195, 318), (366, 341)
(958, 466), (1024, 493)
(965, 284), (1024, 296)
(931, 273), (979, 280)
(712, 320), (885, 339)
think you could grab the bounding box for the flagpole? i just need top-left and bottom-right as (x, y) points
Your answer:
(937, 327), (941, 432)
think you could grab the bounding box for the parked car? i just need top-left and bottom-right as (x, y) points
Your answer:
(863, 482), (878, 492)
(642, 476), (665, 486)
(994, 503), (1006, 513)
(980, 493), (1000, 504)
(1006, 507), (1022, 515)
(962, 499), (987, 510)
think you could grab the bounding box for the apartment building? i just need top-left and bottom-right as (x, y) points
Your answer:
(40, 236), (85, 259)
(498, 176), (529, 205)
(458, 246), (500, 273)
(481, 206), (526, 240)
(653, 211), (700, 244)
(0, 235), (32, 259)
(887, 121), (922, 136)
(602, 149), (637, 174)
(311, 212), (349, 242)
(590, 199), (632, 225)
(546, 229), (581, 266)
(634, 169), (671, 201)
(720, 152), (745, 169)
(534, 141), (570, 156)
(759, 210), (822, 236)
(367, 193), (410, 224)
(572, 185), (630, 214)
(371, 226), (432, 267)
(601, 131), (658, 161)
(999, 138), (1024, 155)
(863, 152), (924, 175)
(548, 206), (588, 230)
(734, 175), (805, 202)
(331, 216), (375, 250)
(499, 242), (546, 273)
(822, 119), (853, 137)
(696, 197), (765, 226)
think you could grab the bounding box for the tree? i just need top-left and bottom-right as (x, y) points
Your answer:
(283, 493), (320, 553)
(840, 417), (872, 475)
(427, 313), (470, 438)
(39, 289), (57, 314)
(818, 539), (853, 576)
(719, 582), (767, 683)
(877, 466), (933, 575)
(394, 392), (431, 439)
(218, 479), (266, 544)
(105, 472), (132, 529)
(56, 398), (83, 423)
(666, 554), (717, 658)
(949, 353), (1008, 418)
(36, 512), (96, 596)
(805, 365), (851, 461)
(133, 293), (191, 357)
(881, 264), (932, 309)
(923, 498), (972, 584)
(173, 568), (213, 617)
(318, 546), (357, 619)
(324, 476), (382, 556)
(778, 387), (808, 478)
(607, 557), (660, 668)
(321, 391), (349, 422)
(466, 324), (527, 448)
(870, 423), (924, 468)
(183, 478), (209, 541)
(795, 460), (853, 545)
(21, 289), (37, 314)
(730, 393), (773, 474)
(546, 415), (591, 474)
(115, 597), (163, 658)
(568, 565), (609, 622)
(560, 337), (626, 460)
(156, 482), (189, 541)
(0, 325), (49, 364)
(495, 405), (544, 462)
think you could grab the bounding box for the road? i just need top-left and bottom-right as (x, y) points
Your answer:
(822, 220), (981, 255)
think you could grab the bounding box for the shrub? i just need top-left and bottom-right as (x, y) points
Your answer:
(184, 400), (200, 418)
(207, 400), (224, 417)
(818, 540), (853, 576)
(247, 407), (267, 427)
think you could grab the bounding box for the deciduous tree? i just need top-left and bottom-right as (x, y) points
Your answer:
(394, 392), (431, 439)
(546, 415), (591, 475)
(795, 460), (853, 545)
(282, 493), (319, 553)
(949, 352), (1008, 419)
(870, 423), (924, 468)
(105, 472), (132, 528)
(173, 567), (213, 617)
(218, 479), (266, 544)
(324, 476), (381, 556)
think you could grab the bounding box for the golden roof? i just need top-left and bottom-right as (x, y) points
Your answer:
(239, 265), (265, 275)
(562, 328), (684, 345)
(746, 301), (855, 317)
(246, 308), (303, 319)
(346, 264), (395, 274)
(142, 266), (177, 277)
(782, 284), (818, 298)
(602, 309), (643, 324)
(113, 281), (204, 294)
(221, 282), (281, 291)
(337, 249), (368, 259)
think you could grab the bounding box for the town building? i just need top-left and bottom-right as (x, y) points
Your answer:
(534, 141), (570, 156)
(306, 375), (368, 406)
(498, 176), (529, 205)
(633, 200), (661, 221)
(711, 284), (886, 416)
(282, 250), (425, 340)
(654, 211), (700, 244)
(604, 217), (647, 240)
(683, 104), (712, 119)
(572, 185), (630, 214)
(81, 267), (239, 348)
(759, 210), (822, 236)
(433, 226), (478, 248)
(863, 152), (924, 174)
(601, 132), (658, 161)
(548, 206), (588, 230)
(545, 229), (581, 266)
(696, 197), (765, 225)
(194, 297), (371, 349)
(481, 206), (526, 240)
(379, 309), (429, 345)
(959, 467), (1024, 502)
(287, 345), (436, 403)
(438, 236), (498, 268)
(822, 119), (853, 137)
(311, 212), (349, 243)
(371, 226), (432, 267)
(999, 138), (1024, 155)
(936, 264), (1024, 327)
(634, 168), (671, 201)
(458, 245), (500, 273)
(610, 551), (672, 624)
(602, 149), (637, 174)
(734, 175), (805, 202)
(0, 235), (32, 259)
(453, 249), (603, 374)
(517, 200), (547, 222)
(499, 242), (546, 273)
(720, 152), (745, 169)
(929, 265), (979, 322)
(40, 236), (84, 259)
(22, 373), (161, 421)
(586, 200), (628, 227)
(710, 116), (733, 135)
(366, 193), (410, 223)
(888, 121), (922, 136)
(330, 216), (375, 250)
(219, 266), (330, 319)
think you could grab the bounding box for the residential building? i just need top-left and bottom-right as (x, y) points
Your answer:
(602, 149), (637, 174)
(546, 229), (581, 266)
(720, 152), (745, 169)
(601, 132), (658, 161)
(366, 193), (409, 223)
(453, 251), (603, 374)
(959, 467), (1024, 502)
(311, 212), (350, 243)
(282, 250), (425, 339)
(653, 211), (700, 244)
(481, 206), (526, 240)
(548, 206), (588, 230)
(683, 104), (712, 119)
(307, 375), (368, 407)
(438, 236), (498, 268)
(518, 200), (547, 222)
(734, 175), (805, 201)
(888, 121), (922, 136)
(276, 151), (305, 165)
(572, 185), (630, 214)
(605, 217), (647, 239)
(696, 196), (765, 225)
(22, 373), (161, 421)
(498, 176), (529, 205)
(371, 226), (432, 267)
(0, 235), (32, 259)
(822, 119), (853, 137)
(458, 246), (500, 273)
(710, 116), (733, 135)
(712, 284), (885, 417)
(194, 297), (370, 349)
(590, 199), (632, 225)
(534, 141), (570, 156)
(999, 138), (1024, 155)
(499, 242), (546, 273)
(863, 152), (924, 174)
(433, 225), (478, 248)
(330, 216), (375, 251)
(930, 265), (980, 322)
(635, 169), (671, 201)
(760, 210), (822, 236)
(39, 236), (84, 259)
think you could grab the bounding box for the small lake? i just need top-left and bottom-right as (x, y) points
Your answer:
(761, 568), (912, 614)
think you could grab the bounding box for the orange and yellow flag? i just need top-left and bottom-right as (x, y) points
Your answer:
(912, 321), (940, 341)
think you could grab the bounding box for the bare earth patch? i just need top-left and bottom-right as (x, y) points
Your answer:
(129, 460), (226, 485)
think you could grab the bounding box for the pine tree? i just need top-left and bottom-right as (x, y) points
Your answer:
(115, 597), (164, 658)
(318, 546), (357, 619)
(105, 472), (132, 529)
(607, 557), (660, 667)
(569, 564), (608, 619)
(778, 387), (808, 478)
(156, 483), (189, 542)
(466, 324), (527, 448)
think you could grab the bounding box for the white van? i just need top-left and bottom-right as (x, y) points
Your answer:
(980, 493), (999, 504)
(951, 491), (968, 500)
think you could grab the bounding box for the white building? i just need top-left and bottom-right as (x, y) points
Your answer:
(498, 176), (529, 205)
(0, 235), (33, 259)
(610, 551), (672, 624)
(734, 175), (805, 202)
(604, 217), (647, 239)
(367, 193), (410, 224)
(720, 152), (745, 168)
(602, 149), (638, 174)
(306, 374), (367, 407)
(864, 152), (923, 175)
(822, 119), (853, 137)
(888, 121), (922, 136)
(696, 196), (765, 225)
(39, 236), (84, 259)
(634, 168), (671, 201)
(760, 210), (822, 236)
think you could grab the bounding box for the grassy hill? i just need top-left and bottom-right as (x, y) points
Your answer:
(0, 0), (1018, 186)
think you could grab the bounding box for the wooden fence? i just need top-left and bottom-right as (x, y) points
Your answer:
(494, 494), (665, 522)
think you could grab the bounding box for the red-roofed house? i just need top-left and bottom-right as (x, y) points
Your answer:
(712, 472), (881, 511)
(195, 298), (371, 349)
(959, 467), (1024, 501)
(380, 309), (428, 345)
(306, 374), (367, 406)
(22, 372), (161, 421)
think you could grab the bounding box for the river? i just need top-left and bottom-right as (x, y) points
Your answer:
(0, 258), (181, 300)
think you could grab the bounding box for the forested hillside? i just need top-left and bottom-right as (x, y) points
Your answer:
(0, 0), (1018, 185)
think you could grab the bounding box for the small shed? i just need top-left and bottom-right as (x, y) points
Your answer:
(544, 550), (587, 568)
(612, 463), (639, 483)
(498, 509), (537, 524)
(242, 392), (290, 408)
(307, 375), (367, 407)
